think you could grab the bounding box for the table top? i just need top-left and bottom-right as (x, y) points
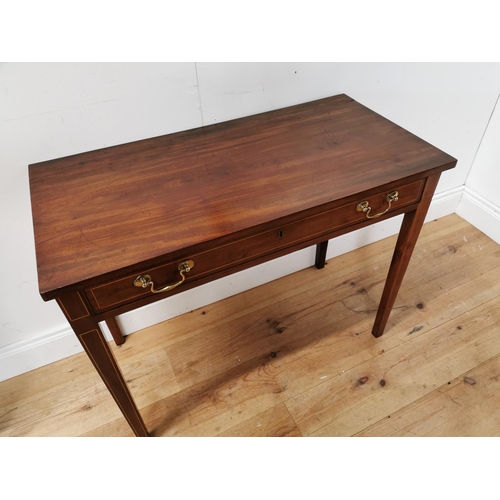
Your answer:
(29, 94), (456, 298)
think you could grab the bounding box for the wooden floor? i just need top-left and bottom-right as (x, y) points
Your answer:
(2, 214), (500, 437)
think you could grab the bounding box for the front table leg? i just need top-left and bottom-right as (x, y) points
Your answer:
(372, 173), (441, 338)
(57, 292), (149, 436)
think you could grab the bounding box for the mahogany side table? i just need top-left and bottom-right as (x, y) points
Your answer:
(29, 94), (457, 436)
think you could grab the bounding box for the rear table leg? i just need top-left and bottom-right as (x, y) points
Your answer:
(315, 240), (329, 269)
(106, 316), (126, 346)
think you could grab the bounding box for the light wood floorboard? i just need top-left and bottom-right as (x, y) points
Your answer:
(1, 214), (499, 437)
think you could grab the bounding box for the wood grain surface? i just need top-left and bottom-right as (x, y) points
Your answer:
(29, 94), (455, 297)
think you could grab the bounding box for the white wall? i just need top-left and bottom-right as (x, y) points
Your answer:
(457, 92), (500, 243)
(1, 62), (500, 380)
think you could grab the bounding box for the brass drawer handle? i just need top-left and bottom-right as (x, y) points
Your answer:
(356, 191), (399, 219)
(133, 260), (195, 294)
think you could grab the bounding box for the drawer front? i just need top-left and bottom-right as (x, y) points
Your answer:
(85, 179), (424, 311)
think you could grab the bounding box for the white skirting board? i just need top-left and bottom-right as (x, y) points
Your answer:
(0, 186), (466, 382)
(456, 187), (500, 246)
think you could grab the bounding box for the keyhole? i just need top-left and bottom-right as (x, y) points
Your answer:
(279, 230), (284, 238)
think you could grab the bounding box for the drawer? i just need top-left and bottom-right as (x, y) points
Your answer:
(85, 178), (424, 312)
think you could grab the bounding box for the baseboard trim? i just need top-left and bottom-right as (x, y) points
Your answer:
(0, 327), (83, 382)
(457, 187), (500, 245)
(0, 185), (465, 382)
(426, 185), (465, 222)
